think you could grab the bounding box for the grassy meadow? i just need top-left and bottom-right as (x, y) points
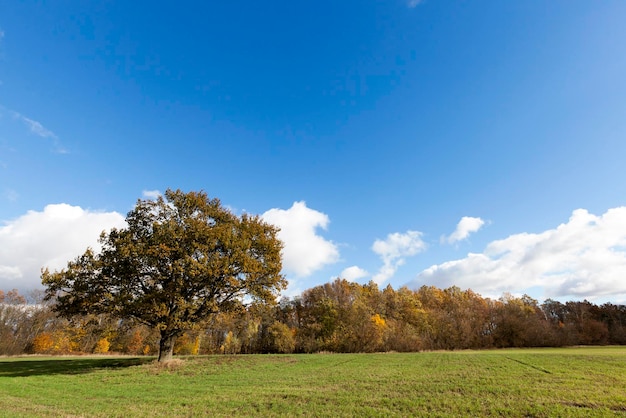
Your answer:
(0, 347), (625, 417)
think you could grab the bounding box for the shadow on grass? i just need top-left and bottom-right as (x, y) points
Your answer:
(0, 357), (153, 377)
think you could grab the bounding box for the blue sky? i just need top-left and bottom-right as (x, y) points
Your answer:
(1, 1), (626, 303)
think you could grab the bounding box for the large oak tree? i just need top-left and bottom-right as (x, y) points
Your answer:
(42, 189), (285, 361)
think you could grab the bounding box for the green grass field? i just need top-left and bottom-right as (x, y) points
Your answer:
(0, 347), (625, 417)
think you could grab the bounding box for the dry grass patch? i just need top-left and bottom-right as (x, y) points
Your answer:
(147, 358), (186, 372)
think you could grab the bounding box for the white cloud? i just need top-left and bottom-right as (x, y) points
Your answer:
(412, 207), (626, 302)
(443, 216), (485, 244)
(19, 115), (57, 139)
(372, 230), (426, 284)
(8, 109), (56, 140)
(142, 189), (162, 200)
(262, 201), (339, 278)
(0, 265), (21, 280)
(0, 204), (126, 291)
(407, 0), (423, 8)
(340, 265), (369, 282)
(2, 107), (67, 153)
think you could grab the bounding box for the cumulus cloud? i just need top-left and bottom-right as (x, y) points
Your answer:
(340, 265), (369, 282)
(412, 207), (626, 302)
(0, 204), (126, 291)
(262, 201), (339, 278)
(443, 216), (485, 244)
(142, 189), (162, 200)
(372, 230), (426, 284)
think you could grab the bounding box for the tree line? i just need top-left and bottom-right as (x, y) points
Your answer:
(3, 190), (625, 359)
(2, 279), (625, 356)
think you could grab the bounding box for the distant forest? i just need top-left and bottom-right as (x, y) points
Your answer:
(1, 279), (625, 356)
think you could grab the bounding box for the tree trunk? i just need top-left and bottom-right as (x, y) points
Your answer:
(158, 333), (176, 362)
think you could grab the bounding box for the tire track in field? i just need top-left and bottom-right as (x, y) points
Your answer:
(504, 357), (552, 374)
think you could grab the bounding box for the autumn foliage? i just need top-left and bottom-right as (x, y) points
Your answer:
(41, 189), (285, 362)
(2, 278), (626, 356)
